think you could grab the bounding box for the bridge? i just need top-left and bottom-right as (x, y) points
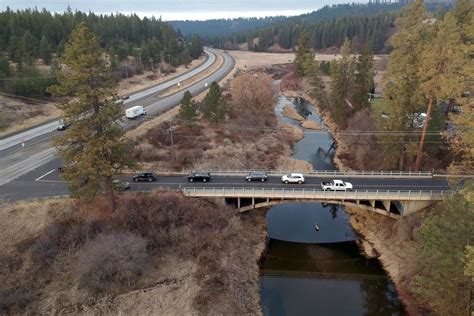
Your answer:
(2, 166), (465, 215)
(182, 186), (452, 218)
(177, 169), (460, 218)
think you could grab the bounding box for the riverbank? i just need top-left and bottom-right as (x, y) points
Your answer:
(280, 79), (352, 171)
(0, 194), (268, 314)
(346, 205), (428, 315)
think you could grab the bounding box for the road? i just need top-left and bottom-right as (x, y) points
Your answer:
(0, 48), (215, 152)
(0, 159), (452, 202)
(0, 48), (235, 186)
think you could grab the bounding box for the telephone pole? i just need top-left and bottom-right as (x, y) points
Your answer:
(169, 127), (175, 167)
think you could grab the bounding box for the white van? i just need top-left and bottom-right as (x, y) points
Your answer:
(125, 106), (146, 119)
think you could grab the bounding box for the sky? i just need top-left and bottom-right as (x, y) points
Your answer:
(1, 0), (367, 21)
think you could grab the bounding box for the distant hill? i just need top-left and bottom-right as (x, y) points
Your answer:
(170, 17), (288, 39)
(170, 3), (407, 39)
(203, 2), (451, 54)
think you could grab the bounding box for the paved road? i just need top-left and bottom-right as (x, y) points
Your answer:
(0, 161), (452, 202)
(0, 48), (235, 186)
(0, 48), (215, 152)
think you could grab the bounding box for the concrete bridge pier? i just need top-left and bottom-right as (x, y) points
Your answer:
(399, 200), (435, 216)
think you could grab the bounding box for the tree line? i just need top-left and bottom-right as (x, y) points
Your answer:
(209, 2), (452, 54)
(0, 8), (204, 97)
(209, 2), (407, 53)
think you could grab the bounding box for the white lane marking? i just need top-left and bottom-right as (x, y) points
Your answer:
(35, 169), (56, 181)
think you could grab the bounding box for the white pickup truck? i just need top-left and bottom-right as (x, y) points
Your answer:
(321, 179), (353, 191)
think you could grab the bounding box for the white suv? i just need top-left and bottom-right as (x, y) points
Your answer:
(281, 173), (305, 184)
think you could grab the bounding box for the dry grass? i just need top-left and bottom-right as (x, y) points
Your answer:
(116, 56), (206, 97)
(132, 72), (305, 172)
(301, 120), (321, 130)
(0, 96), (62, 137)
(282, 105), (304, 121)
(0, 193), (267, 315)
(346, 205), (426, 315)
(0, 198), (72, 253)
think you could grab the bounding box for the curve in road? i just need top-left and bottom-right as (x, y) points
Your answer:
(0, 49), (235, 186)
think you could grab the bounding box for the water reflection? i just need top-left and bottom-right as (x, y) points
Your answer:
(260, 240), (405, 316)
(266, 202), (356, 243)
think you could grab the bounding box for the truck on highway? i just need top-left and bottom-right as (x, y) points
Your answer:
(125, 105), (146, 119)
(321, 179), (353, 191)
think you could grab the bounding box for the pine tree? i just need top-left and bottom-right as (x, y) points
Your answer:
(293, 29), (312, 78)
(353, 44), (375, 111)
(381, 0), (430, 169)
(179, 90), (198, 126)
(0, 53), (11, 79)
(329, 38), (355, 127)
(448, 0), (474, 175)
(202, 82), (227, 124)
(414, 12), (469, 171)
(411, 181), (474, 315)
(48, 23), (133, 211)
(39, 34), (53, 65)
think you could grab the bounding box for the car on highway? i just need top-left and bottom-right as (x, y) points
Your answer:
(188, 171), (211, 182)
(245, 171), (268, 182)
(133, 172), (157, 182)
(57, 120), (70, 131)
(321, 179), (353, 191)
(113, 179), (130, 191)
(121, 95), (130, 100)
(281, 173), (305, 184)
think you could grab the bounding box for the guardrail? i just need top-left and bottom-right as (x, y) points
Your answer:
(182, 187), (452, 201)
(154, 169), (434, 178)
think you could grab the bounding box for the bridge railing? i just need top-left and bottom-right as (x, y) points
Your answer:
(182, 187), (453, 201)
(157, 169), (434, 178)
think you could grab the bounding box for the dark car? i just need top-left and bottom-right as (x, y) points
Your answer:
(133, 172), (157, 182)
(57, 120), (70, 131)
(245, 171), (268, 182)
(113, 179), (130, 191)
(187, 171), (211, 182)
(121, 95), (130, 100)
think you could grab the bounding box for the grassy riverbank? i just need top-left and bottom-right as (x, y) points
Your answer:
(0, 193), (267, 314)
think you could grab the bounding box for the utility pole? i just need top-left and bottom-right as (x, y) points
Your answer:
(149, 58), (154, 72)
(135, 47), (142, 66)
(169, 127), (175, 167)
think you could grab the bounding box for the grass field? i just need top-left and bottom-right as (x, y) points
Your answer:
(370, 97), (389, 118)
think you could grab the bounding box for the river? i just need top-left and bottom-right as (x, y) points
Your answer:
(259, 95), (405, 315)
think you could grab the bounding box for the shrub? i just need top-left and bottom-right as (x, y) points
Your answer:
(73, 232), (149, 295)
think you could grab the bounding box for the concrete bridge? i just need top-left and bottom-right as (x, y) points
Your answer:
(182, 187), (453, 218)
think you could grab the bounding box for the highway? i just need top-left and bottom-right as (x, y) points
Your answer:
(0, 158), (453, 202)
(0, 48), (235, 186)
(0, 48), (216, 152)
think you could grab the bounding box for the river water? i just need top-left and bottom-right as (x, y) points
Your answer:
(259, 95), (405, 315)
